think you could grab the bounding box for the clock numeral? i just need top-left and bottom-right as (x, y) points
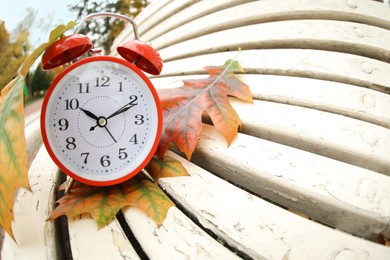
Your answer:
(100, 155), (111, 167)
(118, 82), (123, 92)
(78, 82), (90, 94)
(66, 137), (77, 150)
(118, 148), (128, 160)
(95, 76), (110, 87)
(134, 114), (144, 125)
(81, 152), (89, 164)
(58, 118), (69, 131)
(65, 98), (79, 110)
(129, 133), (138, 144)
(129, 95), (138, 105)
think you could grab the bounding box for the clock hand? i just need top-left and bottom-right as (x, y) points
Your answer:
(107, 98), (138, 120)
(79, 107), (99, 120)
(79, 107), (101, 131)
(88, 116), (117, 142)
(104, 126), (117, 143)
(90, 117), (108, 131)
(90, 124), (98, 131)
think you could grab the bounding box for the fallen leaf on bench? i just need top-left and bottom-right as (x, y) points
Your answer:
(145, 155), (189, 180)
(0, 76), (30, 240)
(157, 59), (253, 159)
(50, 174), (175, 227)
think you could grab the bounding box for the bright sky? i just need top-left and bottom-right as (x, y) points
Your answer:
(0, 0), (81, 46)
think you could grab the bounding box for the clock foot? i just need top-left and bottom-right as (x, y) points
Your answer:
(141, 169), (155, 183)
(64, 178), (76, 194)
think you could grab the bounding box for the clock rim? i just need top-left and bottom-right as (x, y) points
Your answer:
(40, 55), (163, 186)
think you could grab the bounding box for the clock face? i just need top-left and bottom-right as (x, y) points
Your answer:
(41, 56), (162, 186)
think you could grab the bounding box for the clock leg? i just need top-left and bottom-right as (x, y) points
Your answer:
(64, 178), (76, 194)
(141, 169), (155, 183)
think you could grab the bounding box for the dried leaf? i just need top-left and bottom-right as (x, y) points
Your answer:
(146, 156), (189, 180)
(0, 76), (30, 239)
(157, 59), (252, 159)
(50, 175), (174, 227)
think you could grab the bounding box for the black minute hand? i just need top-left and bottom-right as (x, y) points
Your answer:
(107, 100), (138, 120)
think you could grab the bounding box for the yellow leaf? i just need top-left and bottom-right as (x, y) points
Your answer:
(0, 76), (30, 239)
(50, 175), (174, 228)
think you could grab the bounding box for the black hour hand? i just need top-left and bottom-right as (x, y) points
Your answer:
(79, 107), (99, 120)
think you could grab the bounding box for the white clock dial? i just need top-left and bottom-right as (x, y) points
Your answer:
(41, 56), (162, 186)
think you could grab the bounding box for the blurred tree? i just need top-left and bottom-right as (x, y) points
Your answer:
(0, 23), (30, 91)
(69, 0), (150, 53)
(28, 65), (53, 98)
(0, 9), (35, 92)
(0, 21), (10, 54)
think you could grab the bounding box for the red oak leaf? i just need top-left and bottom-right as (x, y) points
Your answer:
(157, 59), (252, 159)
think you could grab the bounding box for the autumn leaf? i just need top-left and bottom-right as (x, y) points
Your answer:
(0, 76), (30, 239)
(50, 156), (187, 228)
(146, 156), (189, 180)
(157, 59), (253, 159)
(0, 21), (76, 240)
(18, 21), (77, 77)
(50, 175), (175, 227)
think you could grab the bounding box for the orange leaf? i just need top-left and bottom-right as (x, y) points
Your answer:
(157, 59), (252, 159)
(50, 175), (174, 227)
(0, 76), (30, 239)
(145, 156), (189, 180)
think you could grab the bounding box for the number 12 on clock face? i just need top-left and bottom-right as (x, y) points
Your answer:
(41, 56), (162, 186)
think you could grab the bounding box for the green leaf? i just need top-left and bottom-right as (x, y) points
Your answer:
(0, 76), (30, 239)
(18, 21), (77, 76)
(224, 59), (245, 73)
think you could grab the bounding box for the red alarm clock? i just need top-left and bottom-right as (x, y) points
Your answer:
(40, 12), (162, 186)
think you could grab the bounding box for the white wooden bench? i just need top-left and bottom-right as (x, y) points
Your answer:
(2, 0), (390, 259)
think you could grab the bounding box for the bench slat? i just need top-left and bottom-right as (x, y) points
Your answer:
(1, 147), (59, 260)
(121, 207), (240, 259)
(156, 20), (390, 65)
(140, 0), (251, 43)
(24, 111), (42, 166)
(115, 0), (390, 51)
(161, 50), (390, 93)
(68, 215), (140, 260)
(111, 0), (172, 49)
(152, 73), (390, 128)
(148, 0), (390, 50)
(136, 0), (194, 37)
(190, 124), (390, 238)
(160, 152), (390, 259)
(239, 74), (390, 128)
(230, 99), (390, 175)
